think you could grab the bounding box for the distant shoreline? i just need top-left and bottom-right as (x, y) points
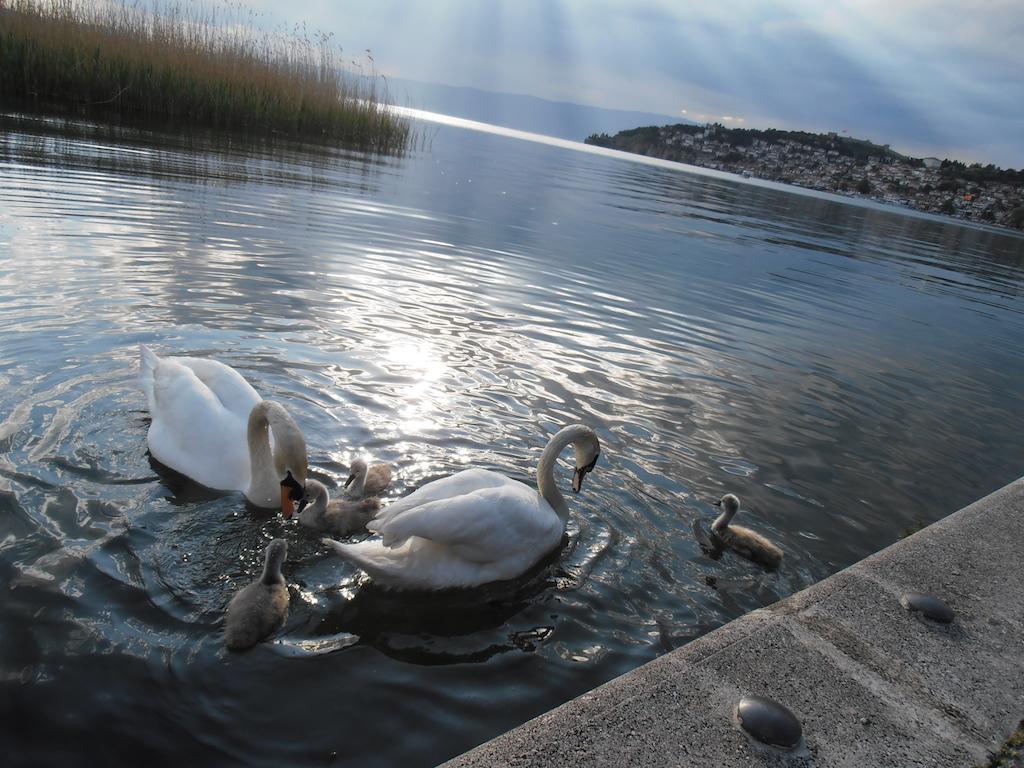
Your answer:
(587, 124), (1024, 233)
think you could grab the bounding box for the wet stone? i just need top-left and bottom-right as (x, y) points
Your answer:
(900, 592), (954, 623)
(736, 694), (803, 750)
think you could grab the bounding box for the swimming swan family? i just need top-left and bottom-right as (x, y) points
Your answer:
(142, 347), (787, 651)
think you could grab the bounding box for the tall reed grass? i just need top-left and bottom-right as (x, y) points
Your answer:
(0, 0), (410, 152)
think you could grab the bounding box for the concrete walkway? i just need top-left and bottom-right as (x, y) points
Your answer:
(443, 478), (1024, 767)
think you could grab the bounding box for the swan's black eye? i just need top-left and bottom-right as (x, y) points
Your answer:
(583, 453), (599, 473)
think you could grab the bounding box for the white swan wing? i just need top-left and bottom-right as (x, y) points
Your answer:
(140, 347), (256, 492)
(373, 468), (508, 523)
(171, 356), (261, 420)
(368, 478), (558, 564)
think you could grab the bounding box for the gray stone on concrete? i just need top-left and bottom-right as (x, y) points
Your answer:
(442, 477), (1024, 768)
(899, 592), (955, 623)
(736, 695), (803, 749)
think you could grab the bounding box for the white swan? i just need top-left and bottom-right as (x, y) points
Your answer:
(138, 345), (308, 516)
(224, 538), (289, 650)
(297, 479), (381, 537)
(708, 493), (784, 570)
(345, 458), (392, 498)
(321, 424), (601, 590)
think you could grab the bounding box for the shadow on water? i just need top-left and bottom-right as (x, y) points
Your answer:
(146, 452), (235, 506)
(301, 546), (565, 665)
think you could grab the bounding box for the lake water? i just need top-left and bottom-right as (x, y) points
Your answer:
(2, 111), (1023, 767)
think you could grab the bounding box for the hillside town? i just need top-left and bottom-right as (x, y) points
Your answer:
(586, 123), (1024, 231)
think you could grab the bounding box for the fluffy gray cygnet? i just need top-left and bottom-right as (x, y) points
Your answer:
(296, 479), (381, 537)
(345, 458), (392, 498)
(708, 493), (784, 570)
(224, 538), (289, 650)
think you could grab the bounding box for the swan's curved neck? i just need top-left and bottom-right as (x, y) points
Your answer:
(712, 507), (737, 533)
(302, 482), (330, 525)
(536, 425), (594, 521)
(350, 468), (366, 497)
(246, 401), (306, 506)
(247, 402), (277, 503)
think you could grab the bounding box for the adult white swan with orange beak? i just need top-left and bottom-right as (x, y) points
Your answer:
(138, 346), (308, 516)
(321, 424), (601, 590)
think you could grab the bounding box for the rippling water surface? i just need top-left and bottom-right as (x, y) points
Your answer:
(2, 112), (1023, 766)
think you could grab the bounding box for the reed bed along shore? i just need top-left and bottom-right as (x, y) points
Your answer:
(0, 0), (410, 152)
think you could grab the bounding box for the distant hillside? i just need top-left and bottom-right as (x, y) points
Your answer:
(586, 122), (908, 163)
(382, 78), (688, 141)
(586, 122), (1024, 230)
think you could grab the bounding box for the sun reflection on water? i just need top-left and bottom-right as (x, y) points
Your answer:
(383, 337), (449, 434)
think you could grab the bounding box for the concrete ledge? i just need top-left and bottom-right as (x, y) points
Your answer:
(443, 478), (1024, 767)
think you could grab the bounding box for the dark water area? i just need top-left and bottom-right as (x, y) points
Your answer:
(1, 111), (1023, 767)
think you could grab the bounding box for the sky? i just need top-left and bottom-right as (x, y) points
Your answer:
(248, 0), (1024, 168)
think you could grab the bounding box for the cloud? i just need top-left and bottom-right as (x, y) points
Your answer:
(245, 0), (1024, 166)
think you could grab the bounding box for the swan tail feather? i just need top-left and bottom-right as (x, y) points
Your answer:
(321, 537), (409, 582)
(321, 537), (346, 555)
(321, 537), (382, 564)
